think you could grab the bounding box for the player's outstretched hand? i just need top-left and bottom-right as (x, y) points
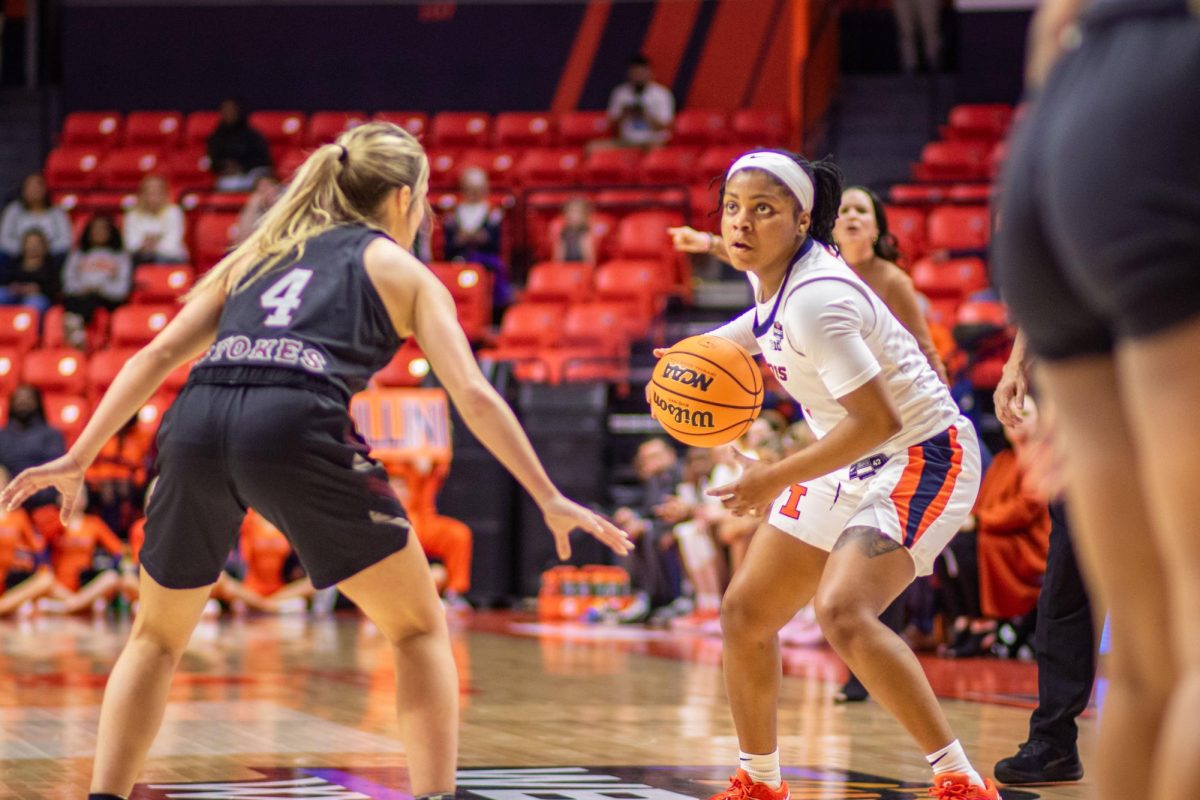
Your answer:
(668, 226), (713, 254)
(1, 455), (85, 523)
(706, 449), (784, 517)
(541, 494), (633, 560)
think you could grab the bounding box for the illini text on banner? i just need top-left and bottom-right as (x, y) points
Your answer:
(350, 388), (452, 466)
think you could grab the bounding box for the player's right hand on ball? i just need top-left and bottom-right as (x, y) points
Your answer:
(541, 494), (633, 560)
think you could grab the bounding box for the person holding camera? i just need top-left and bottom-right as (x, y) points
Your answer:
(601, 53), (675, 150)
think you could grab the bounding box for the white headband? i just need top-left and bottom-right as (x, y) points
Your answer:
(726, 152), (814, 213)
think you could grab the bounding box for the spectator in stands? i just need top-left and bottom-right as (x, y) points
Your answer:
(0, 172), (71, 263)
(62, 214), (132, 348)
(207, 98), (273, 192)
(209, 510), (316, 613)
(894, 0), (942, 73)
(600, 54), (675, 150)
(0, 386), (65, 507)
(613, 437), (684, 620)
(552, 196), (598, 266)
(123, 174), (188, 265)
(938, 396), (1049, 659)
(443, 167), (509, 306)
(0, 229), (58, 312)
(389, 463), (473, 611)
(654, 447), (723, 625)
(36, 486), (129, 614)
(232, 173), (281, 245)
(85, 415), (152, 536)
(0, 465), (55, 616)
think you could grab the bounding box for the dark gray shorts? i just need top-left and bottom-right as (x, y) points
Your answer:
(992, 0), (1200, 361)
(140, 381), (409, 590)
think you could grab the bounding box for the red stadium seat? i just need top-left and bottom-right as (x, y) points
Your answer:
(136, 392), (177, 435)
(911, 257), (990, 300)
(883, 204), (928, 262)
(44, 147), (104, 190)
(97, 148), (164, 191)
(165, 148), (215, 190)
(248, 111), (306, 148)
(110, 304), (178, 347)
(373, 342), (430, 388)
(945, 184), (993, 204)
(594, 259), (666, 338)
(43, 394), (89, 442)
(927, 205), (991, 251)
(672, 109), (730, 146)
(124, 111), (183, 148)
(957, 299), (1008, 328)
(554, 301), (631, 361)
(21, 348), (88, 395)
(307, 111), (367, 145)
(192, 211), (240, 270)
(426, 149), (463, 190)
(641, 147), (700, 184)
(523, 263), (592, 305)
(373, 111), (428, 139)
(61, 111), (122, 148)
(431, 112), (492, 148)
(731, 108), (788, 146)
(581, 148), (641, 184)
(132, 264), (195, 303)
(481, 303), (562, 359)
(615, 210), (681, 262)
(912, 141), (991, 182)
(494, 112), (555, 147)
(694, 146), (745, 183)
(942, 103), (1013, 141)
(0, 348), (21, 395)
(458, 149), (520, 188)
(515, 149), (582, 185)
(988, 141), (1009, 179)
(0, 307), (40, 352)
(87, 347), (137, 400)
(40, 305), (110, 351)
(184, 111), (221, 147)
(275, 148), (311, 181)
(889, 184), (945, 206)
(557, 111), (609, 147)
(427, 262), (492, 343)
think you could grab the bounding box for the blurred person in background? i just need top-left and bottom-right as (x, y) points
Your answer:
(0, 229), (58, 312)
(123, 174), (188, 265)
(206, 98), (273, 191)
(0, 172), (71, 263)
(62, 214), (132, 349)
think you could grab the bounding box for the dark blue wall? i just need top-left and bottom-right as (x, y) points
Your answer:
(62, 3), (586, 112)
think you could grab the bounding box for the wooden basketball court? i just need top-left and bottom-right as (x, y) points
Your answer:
(0, 612), (1095, 799)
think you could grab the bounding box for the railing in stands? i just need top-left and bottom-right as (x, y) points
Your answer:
(795, 0), (840, 154)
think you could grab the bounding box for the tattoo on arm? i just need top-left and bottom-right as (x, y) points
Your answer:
(832, 526), (903, 558)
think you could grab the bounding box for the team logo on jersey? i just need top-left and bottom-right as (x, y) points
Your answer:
(198, 334), (329, 374)
(660, 362), (715, 392)
(133, 765), (1043, 800)
(769, 321), (784, 351)
(767, 363), (788, 382)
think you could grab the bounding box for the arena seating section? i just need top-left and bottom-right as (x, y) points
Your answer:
(14, 103), (1012, 444)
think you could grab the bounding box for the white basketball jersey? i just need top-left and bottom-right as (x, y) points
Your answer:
(716, 239), (960, 455)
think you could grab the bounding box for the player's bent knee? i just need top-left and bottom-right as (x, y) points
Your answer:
(719, 587), (774, 639)
(813, 593), (873, 647)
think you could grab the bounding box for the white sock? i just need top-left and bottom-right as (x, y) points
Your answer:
(926, 739), (984, 788)
(739, 749), (781, 789)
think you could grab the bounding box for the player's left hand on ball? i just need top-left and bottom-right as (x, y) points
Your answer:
(706, 449), (781, 517)
(541, 494), (633, 560)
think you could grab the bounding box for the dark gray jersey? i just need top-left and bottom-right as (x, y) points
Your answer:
(190, 224), (403, 402)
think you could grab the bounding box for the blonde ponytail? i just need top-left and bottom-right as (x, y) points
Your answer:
(190, 122), (429, 299)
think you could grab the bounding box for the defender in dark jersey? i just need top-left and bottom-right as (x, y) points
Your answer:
(2, 122), (631, 800)
(992, 2), (1200, 798)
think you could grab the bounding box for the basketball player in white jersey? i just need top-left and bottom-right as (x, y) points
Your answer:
(689, 151), (999, 799)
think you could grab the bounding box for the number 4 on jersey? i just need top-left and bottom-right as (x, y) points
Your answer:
(779, 484), (808, 520)
(261, 268), (314, 327)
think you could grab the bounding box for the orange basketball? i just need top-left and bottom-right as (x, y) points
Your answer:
(648, 334), (763, 447)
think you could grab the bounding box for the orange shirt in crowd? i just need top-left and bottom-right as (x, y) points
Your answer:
(975, 448), (1051, 619)
(0, 508), (42, 581)
(239, 511), (292, 597)
(86, 426), (154, 486)
(391, 462), (473, 594)
(51, 514), (125, 591)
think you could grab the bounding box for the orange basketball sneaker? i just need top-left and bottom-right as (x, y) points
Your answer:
(707, 769), (789, 800)
(927, 773), (1002, 799)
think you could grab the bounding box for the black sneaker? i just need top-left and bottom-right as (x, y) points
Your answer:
(994, 739), (1084, 784)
